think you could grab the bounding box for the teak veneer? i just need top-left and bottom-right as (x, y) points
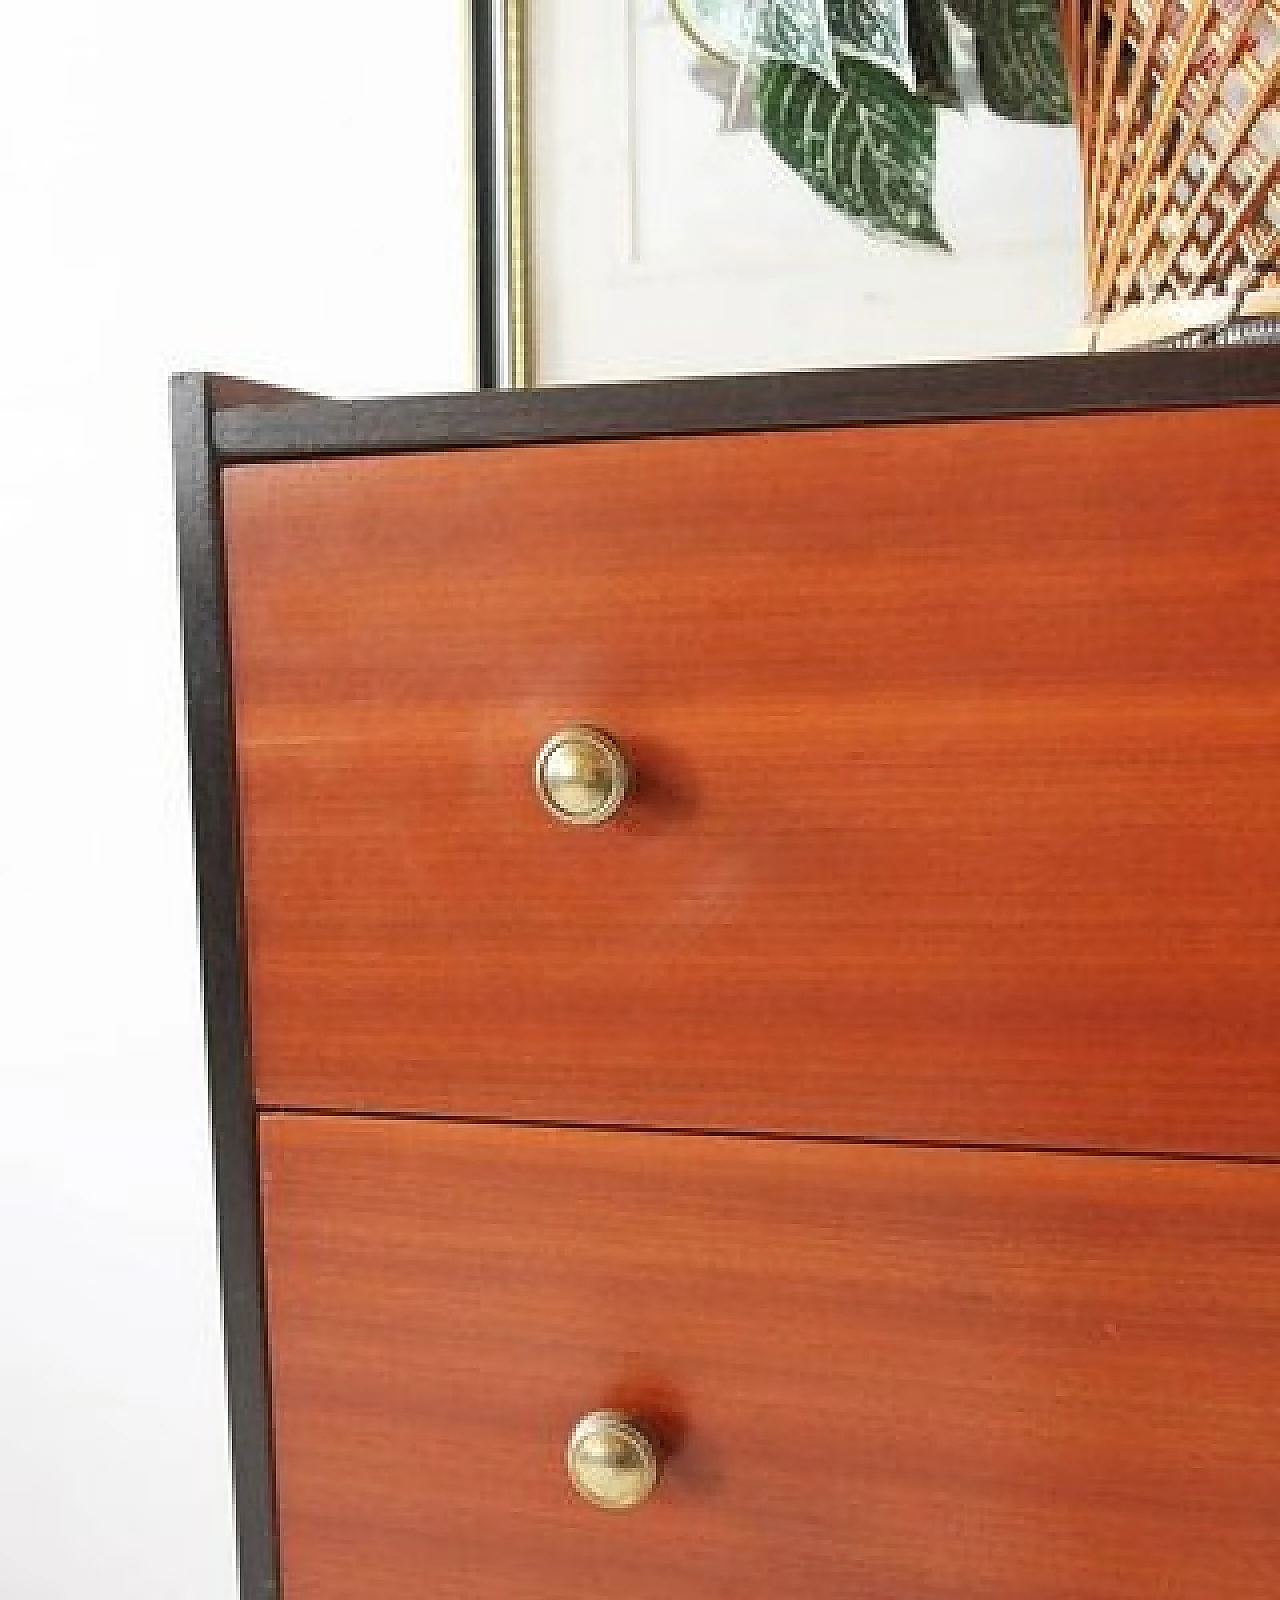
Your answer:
(173, 348), (1280, 1600)
(222, 407), (1280, 1155)
(261, 1117), (1280, 1600)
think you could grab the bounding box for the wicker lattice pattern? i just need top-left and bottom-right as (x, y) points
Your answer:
(1061, 0), (1279, 316)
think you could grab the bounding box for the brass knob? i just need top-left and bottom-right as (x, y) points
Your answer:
(534, 728), (629, 825)
(565, 1411), (660, 1510)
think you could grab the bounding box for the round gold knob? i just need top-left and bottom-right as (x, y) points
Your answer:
(534, 728), (630, 825)
(565, 1411), (660, 1510)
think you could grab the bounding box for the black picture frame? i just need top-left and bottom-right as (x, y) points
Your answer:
(470, 0), (526, 391)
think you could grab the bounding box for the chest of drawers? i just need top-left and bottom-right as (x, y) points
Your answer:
(173, 350), (1280, 1600)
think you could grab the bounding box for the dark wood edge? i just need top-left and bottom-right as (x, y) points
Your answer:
(207, 375), (318, 412)
(209, 345), (1280, 463)
(171, 374), (279, 1600)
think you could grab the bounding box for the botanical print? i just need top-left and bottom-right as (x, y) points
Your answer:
(669, 0), (1071, 246)
(827, 0), (915, 82)
(671, 0), (842, 82)
(976, 0), (1072, 122)
(757, 56), (943, 245)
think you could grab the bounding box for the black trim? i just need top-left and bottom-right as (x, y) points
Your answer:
(213, 345), (1280, 464)
(471, 0), (502, 389)
(171, 375), (280, 1600)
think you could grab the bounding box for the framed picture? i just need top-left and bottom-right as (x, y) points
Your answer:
(472, 0), (1087, 388)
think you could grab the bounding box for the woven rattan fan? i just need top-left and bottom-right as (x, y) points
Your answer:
(1061, 0), (1279, 343)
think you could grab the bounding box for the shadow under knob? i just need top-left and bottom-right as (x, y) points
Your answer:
(534, 728), (630, 825)
(565, 1411), (660, 1510)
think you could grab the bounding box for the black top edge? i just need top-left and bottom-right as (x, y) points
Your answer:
(204, 374), (319, 411)
(208, 346), (1280, 464)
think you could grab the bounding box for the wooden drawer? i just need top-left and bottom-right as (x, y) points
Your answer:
(224, 405), (1280, 1155)
(260, 1115), (1280, 1600)
(176, 356), (1280, 1600)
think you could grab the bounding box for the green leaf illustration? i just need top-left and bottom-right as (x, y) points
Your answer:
(670, 0), (840, 83)
(757, 54), (946, 247)
(826, 0), (913, 82)
(759, 0), (842, 82)
(976, 0), (1072, 123)
(907, 0), (961, 107)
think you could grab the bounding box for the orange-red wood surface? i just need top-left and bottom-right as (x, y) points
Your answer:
(260, 1115), (1280, 1600)
(224, 406), (1280, 1153)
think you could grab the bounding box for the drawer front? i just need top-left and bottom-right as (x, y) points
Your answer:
(225, 406), (1280, 1153)
(260, 1117), (1280, 1600)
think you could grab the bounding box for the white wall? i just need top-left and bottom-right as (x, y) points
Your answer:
(0, 6), (471, 1596)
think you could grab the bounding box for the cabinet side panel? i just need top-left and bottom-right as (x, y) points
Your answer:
(172, 375), (278, 1600)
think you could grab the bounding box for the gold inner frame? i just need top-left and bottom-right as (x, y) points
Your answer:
(503, 0), (533, 388)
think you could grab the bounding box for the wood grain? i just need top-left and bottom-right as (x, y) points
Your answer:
(260, 1115), (1280, 1600)
(224, 405), (1280, 1154)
